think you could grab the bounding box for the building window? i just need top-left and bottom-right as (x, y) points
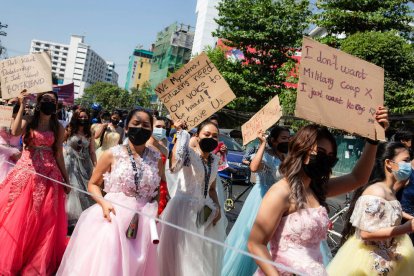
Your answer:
(52, 62), (58, 65)
(55, 46), (60, 49)
(62, 58), (67, 61)
(136, 84), (140, 90)
(140, 62), (143, 68)
(138, 73), (141, 79)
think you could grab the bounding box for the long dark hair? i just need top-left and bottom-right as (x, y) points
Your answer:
(267, 126), (289, 147)
(66, 107), (92, 138)
(279, 124), (337, 210)
(23, 92), (60, 155)
(340, 142), (408, 245)
(125, 107), (154, 130)
(196, 120), (219, 135)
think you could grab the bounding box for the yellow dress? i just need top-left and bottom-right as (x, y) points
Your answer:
(327, 195), (414, 276)
(93, 125), (121, 161)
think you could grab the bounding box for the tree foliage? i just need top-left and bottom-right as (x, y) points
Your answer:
(76, 82), (153, 111)
(213, 0), (311, 111)
(315, 0), (414, 39)
(340, 31), (414, 113)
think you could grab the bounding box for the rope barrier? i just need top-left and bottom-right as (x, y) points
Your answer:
(3, 159), (303, 275)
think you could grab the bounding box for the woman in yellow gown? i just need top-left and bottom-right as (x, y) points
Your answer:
(328, 142), (414, 276)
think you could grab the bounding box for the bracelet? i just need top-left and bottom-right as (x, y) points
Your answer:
(366, 138), (380, 145)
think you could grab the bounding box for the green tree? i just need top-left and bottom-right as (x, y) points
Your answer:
(315, 0), (414, 39)
(76, 82), (131, 111)
(127, 82), (153, 109)
(340, 31), (414, 113)
(213, 0), (311, 111)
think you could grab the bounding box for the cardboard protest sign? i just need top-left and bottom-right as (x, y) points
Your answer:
(0, 52), (52, 100)
(295, 37), (385, 140)
(0, 105), (13, 128)
(241, 95), (283, 145)
(154, 53), (236, 129)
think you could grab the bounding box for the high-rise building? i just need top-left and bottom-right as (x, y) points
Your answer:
(30, 40), (69, 84)
(30, 35), (118, 98)
(125, 48), (153, 91)
(149, 22), (195, 93)
(192, 0), (220, 56)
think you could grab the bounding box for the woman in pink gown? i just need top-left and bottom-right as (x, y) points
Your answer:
(0, 114), (21, 183)
(248, 107), (389, 275)
(57, 108), (162, 276)
(0, 91), (70, 275)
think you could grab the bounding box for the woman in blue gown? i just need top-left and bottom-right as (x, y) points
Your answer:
(222, 126), (290, 276)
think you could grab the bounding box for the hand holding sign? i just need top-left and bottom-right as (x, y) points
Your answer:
(154, 53), (236, 129)
(241, 96), (283, 145)
(295, 37), (385, 140)
(0, 52), (52, 100)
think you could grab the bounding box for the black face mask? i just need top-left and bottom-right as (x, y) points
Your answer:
(303, 153), (338, 181)
(39, 102), (56, 115)
(276, 142), (289, 154)
(199, 137), (218, 153)
(127, 127), (152, 146)
(78, 119), (89, 126)
(111, 119), (119, 126)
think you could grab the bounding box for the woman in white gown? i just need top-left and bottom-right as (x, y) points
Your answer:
(159, 120), (227, 276)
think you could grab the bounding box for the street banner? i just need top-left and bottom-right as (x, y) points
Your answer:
(53, 83), (75, 105)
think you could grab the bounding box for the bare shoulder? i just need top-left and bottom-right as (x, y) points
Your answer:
(266, 178), (291, 204)
(362, 183), (387, 199)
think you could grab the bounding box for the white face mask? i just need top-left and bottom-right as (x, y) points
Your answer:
(153, 127), (167, 141)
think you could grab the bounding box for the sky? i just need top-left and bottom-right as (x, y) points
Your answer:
(0, 0), (198, 87)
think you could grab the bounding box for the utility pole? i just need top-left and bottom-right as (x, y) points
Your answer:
(0, 22), (8, 59)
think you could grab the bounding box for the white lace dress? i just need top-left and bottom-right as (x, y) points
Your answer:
(158, 130), (227, 276)
(58, 145), (161, 276)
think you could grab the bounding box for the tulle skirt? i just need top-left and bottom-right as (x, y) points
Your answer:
(158, 193), (227, 276)
(0, 155), (67, 275)
(57, 192), (158, 276)
(0, 145), (19, 183)
(327, 235), (414, 275)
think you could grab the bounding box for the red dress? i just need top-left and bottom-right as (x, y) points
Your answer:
(158, 154), (168, 215)
(0, 130), (67, 275)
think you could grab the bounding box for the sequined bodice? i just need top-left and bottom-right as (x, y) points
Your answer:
(263, 207), (329, 275)
(103, 145), (160, 201)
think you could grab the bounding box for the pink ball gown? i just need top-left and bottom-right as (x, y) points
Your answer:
(0, 130), (67, 275)
(255, 206), (329, 276)
(57, 145), (160, 276)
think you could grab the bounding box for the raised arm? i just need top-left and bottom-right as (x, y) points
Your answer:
(11, 92), (30, 136)
(326, 107), (389, 197)
(250, 130), (267, 172)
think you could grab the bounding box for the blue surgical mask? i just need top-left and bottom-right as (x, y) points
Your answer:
(392, 161), (412, 181)
(153, 127), (167, 141)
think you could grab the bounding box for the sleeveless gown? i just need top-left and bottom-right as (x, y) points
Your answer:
(0, 130), (67, 275)
(255, 206), (329, 275)
(57, 145), (160, 276)
(64, 135), (95, 226)
(222, 150), (282, 276)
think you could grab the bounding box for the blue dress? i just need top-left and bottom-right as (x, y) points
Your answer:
(222, 150), (281, 276)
